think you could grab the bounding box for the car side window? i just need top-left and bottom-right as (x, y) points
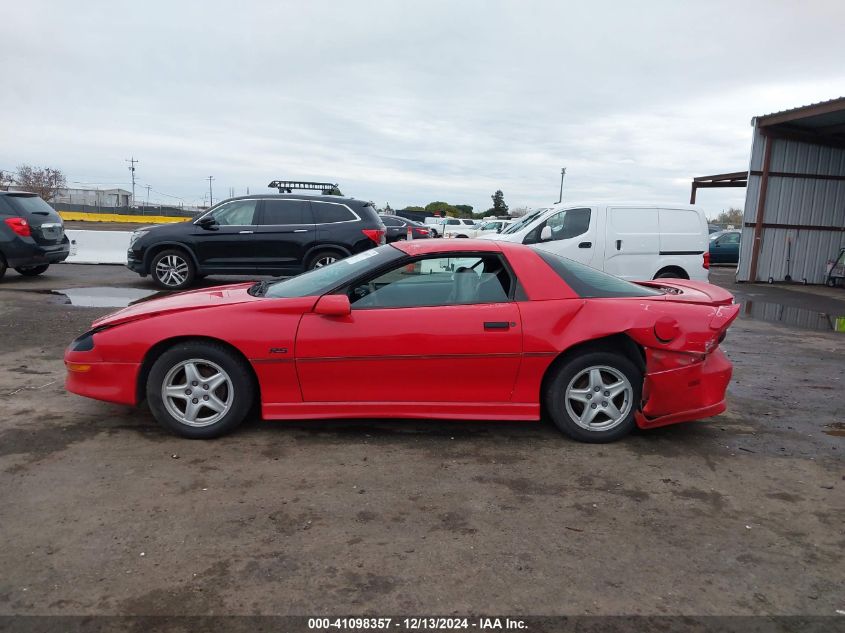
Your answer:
(348, 255), (512, 309)
(719, 233), (740, 244)
(209, 200), (258, 226)
(524, 207), (591, 244)
(261, 200), (310, 225)
(313, 202), (356, 224)
(381, 216), (402, 227)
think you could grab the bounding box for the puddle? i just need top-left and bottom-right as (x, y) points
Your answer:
(740, 300), (845, 332)
(50, 287), (161, 308)
(824, 423), (845, 437)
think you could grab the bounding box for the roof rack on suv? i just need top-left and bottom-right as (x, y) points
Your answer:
(268, 180), (340, 194)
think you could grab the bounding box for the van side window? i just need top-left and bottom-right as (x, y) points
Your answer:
(524, 207), (591, 244)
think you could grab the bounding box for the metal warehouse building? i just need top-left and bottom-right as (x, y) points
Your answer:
(737, 98), (845, 284)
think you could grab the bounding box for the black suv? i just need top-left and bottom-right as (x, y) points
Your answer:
(0, 191), (70, 280)
(127, 194), (386, 289)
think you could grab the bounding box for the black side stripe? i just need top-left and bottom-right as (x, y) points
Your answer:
(659, 250), (705, 255)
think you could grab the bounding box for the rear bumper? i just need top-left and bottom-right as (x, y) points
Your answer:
(636, 347), (732, 429)
(4, 238), (70, 267)
(64, 353), (140, 406)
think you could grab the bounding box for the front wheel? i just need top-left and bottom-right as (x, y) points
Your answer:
(544, 351), (641, 443)
(151, 249), (195, 290)
(146, 341), (255, 439)
(15, 264), (49, 276)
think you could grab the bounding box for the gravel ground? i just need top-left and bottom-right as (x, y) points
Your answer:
(0, 264), (842, 617)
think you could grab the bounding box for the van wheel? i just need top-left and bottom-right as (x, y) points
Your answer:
(544, 351), (641, 443)
(15, 264), (50, 276)
(0, 255), (7, 280)
(307, 250), (344, 270)
(654, 268), (687, 279)
(146, 341), (255, 439)
(151, 249), (195, 290)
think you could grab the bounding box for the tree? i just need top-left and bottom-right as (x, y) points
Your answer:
(713, 207), (743, 226)
(489, 190), (508, 215)
(403, 205), (425, 212)
(424, 201), (459, 217)
(323, 185), (343, 196)
(0, 170), (14, 191)
(15, 165), (66, 201)
(383, 203), (394, 215)
(454, 204), (474, 217)
(509, 206), (529, 218)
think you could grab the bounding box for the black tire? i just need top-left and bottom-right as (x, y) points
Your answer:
(307, 249), (345, 270)
(455, 234), (469, 238)
(14, 264), (50, 276)
(654, 270), (684, 279)
(0, 254), (7, 280)
(151, 249), (195, 290)
(544, 351), (642, 443)
(146, 341), (255, 439)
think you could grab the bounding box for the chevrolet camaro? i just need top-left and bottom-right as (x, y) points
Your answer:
(65, 239), (738, 442)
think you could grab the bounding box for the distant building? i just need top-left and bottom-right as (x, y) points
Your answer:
(52, 186), (133, 207)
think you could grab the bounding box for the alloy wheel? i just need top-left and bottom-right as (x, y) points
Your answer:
(564, 365), (633, 431)
(161, 359), (233, 427)
(155, 255), (189, 287)
(314, 256), (338, 268)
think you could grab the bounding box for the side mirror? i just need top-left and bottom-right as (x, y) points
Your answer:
(197, 215), (217, 229)
(314, 294), (351, 317)
(540, 226), (553, 241)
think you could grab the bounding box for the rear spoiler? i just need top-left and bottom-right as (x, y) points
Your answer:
(639, 279), (735, 306)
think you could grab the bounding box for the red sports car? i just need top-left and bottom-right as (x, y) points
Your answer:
(65, 239), (738, 442)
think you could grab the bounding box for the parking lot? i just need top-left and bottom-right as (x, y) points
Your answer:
(0, 262), (843, 616)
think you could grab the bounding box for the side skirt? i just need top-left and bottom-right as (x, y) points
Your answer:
(262, 401), (540, 421)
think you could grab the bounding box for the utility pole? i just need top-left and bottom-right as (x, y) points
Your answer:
(207, 176), (215, 207)
(144, 184), (151, 208)
(556, 167), (566, 204)
(126, 157), (139, 205)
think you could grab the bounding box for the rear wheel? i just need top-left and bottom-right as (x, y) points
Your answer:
(146, 341), (255, 439)
(544, 351), (641, 443)
(15, 264), (49, 276)
(151, 249), (195, 290)
(0, 254), (7, 280)
(654, 267), (687, 279)
(307, 249), (344, 270)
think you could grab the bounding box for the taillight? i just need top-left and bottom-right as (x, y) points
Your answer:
(362, 229), (385, 245)
(703, 251), (710, 269)
(416, 228), (429, 235)
(5, 217), (31, 237)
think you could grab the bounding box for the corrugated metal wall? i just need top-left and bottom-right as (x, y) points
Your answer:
(737, 127), (845, 283)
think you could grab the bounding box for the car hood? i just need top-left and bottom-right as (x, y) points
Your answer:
(93, 283), (259, 327)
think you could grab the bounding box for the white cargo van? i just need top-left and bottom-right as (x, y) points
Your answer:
(482, 203), (709, 281)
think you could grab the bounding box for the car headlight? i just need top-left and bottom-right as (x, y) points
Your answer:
(129, 230), (149, 246)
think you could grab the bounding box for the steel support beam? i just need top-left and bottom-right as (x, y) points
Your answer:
(748, 134), (774, 282)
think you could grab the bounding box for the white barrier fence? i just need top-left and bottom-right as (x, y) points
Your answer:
(65, 230), (132, 265)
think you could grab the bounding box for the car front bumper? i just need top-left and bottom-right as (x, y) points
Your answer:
(65, 345), (140, 406)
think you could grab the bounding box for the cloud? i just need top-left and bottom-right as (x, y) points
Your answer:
(2, 0), (844, 216)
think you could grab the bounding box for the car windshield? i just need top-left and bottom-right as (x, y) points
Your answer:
(500, 208), (548, 234)
(536, 250), (664, 298)
(261, 245), (403, 298)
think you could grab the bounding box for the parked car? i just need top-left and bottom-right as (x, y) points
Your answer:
(0, 191), (70, 280)
(423, 217), (475, 237)
(379, 215), (431, 242)
(66, 239), (738, 443)
(482, 202), (710, 281)
(446, 219), (513, 239)
(126, 195), (386, 290)
(709, 229), (741, 264)
(441, 218), (481, 238)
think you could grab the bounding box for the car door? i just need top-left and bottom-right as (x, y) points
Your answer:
(251, 199), (316, 273)
(603, 207), (659, 280)
(380, 216), (405, 241)
(192, 199), (261, 271)
(526, 207), (595, 266)
(711, 232), (740, 263)
(295, 253), (523, 403)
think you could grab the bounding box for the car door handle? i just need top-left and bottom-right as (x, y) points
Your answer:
(616, 239), (622, 250)
(239, 230), (254, 234)
(293, 229), (308, 233)
(483, 321), (511, 330)
(579, 241), (592, 248)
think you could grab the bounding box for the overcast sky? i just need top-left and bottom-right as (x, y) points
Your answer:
(2, 0), (844, 217)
